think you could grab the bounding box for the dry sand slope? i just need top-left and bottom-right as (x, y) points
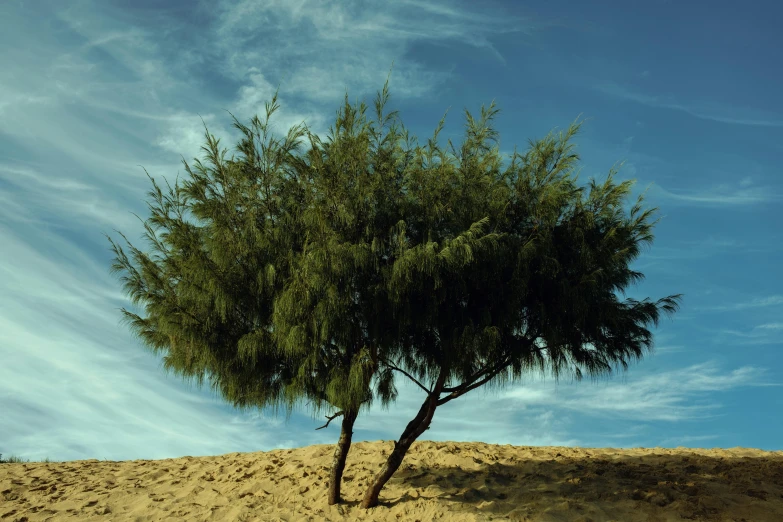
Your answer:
(1, 441), (782, 522)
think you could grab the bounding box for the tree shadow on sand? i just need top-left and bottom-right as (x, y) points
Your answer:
(379, 452), (783, 521)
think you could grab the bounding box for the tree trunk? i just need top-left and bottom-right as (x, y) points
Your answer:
(360, 368), (447, 509)
(327, 408), (358, 505)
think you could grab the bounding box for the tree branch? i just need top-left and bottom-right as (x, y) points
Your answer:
(437, 336), (545, 405)
(437, 370), (498, 406)
(437, 357), (512, 406)
(379, 357), (430, 395)
(315, 410), (344, 430)
(441, 355), (509, 393)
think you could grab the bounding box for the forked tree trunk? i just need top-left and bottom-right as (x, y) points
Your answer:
(327, 408), (359, 505)
(360, 369), (447, 509)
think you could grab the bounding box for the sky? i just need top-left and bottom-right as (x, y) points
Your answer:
(1, 0), (781, 463)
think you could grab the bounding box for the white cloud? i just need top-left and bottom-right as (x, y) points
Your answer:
(594, 82), (783, 127)
(711, 323), (783, 346)
(757, 323), (783, 330)
(362, 376), (582, 449)
(231, 71), (330, 140)
(357, 360), (773, 453)
(658, 434), (719, 447)
(650, 181), (781, 206)
(499, 363), (773, 422)
(154, 112), (237, 162)
(0, 164), (143, 232)
(212, 0), (533, 97)
(700, 295), (783, 312)
(641, 235), (780, 263)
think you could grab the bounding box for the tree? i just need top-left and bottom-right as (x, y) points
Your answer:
(106, 78), (411, 505)
(108, 77), (681, 510)
(356, 104), (682, 508)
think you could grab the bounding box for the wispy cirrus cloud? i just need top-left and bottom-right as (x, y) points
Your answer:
(641, 235), (782, 263)
(712, 322), (783, 346)
(359, 360), (776, 452)
(756, 323), (783, 330)
(213, 0), (534, 82)
(649, 181), (781, 206)
(0, 163), (142, 232)
(658, 434), (720, 447)
(500, 363), (776, 422)
(595, 82), (783, 128)
(362, 375), (583, 449)
(698, 295), (783, 312)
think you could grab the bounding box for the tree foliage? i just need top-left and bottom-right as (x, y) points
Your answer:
(107, 95), (312, 418)
(356, 99), (681, 508)
(107, 78), (415, 504)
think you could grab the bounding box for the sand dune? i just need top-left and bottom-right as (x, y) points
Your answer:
(2, 441), (782, 521)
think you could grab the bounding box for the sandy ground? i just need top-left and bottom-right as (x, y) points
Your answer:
(1, 441), (782, 522)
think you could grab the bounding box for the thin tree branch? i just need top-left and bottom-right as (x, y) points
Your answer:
(437, 361), (510, 406)
(438, 337), (544, 404)
(378, 357), (430, 395)
(441, 343), (539, 394)
(441, 356), (508, 393)
(315, 410), (344, 430)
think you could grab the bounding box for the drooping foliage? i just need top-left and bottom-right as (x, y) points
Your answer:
(390, 106), (678, 388)
(108, 94), (310, 418)
(107, 76), (424, 505)
(356, 98), (681, 507)
(107, 79), (412, 417)
(387, 106), (681, 392)
(269, 86), (416, 417)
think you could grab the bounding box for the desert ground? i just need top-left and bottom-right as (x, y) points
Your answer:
(1, 441), (782, 521)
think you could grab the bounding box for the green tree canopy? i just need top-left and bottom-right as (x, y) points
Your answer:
(107, 78), (413, 505)
(356, 101), (681, 508)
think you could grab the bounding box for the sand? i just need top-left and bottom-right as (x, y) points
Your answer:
(1, 441), (782, 522)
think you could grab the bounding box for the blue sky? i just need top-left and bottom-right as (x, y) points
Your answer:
(1, 0), (781, 463)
